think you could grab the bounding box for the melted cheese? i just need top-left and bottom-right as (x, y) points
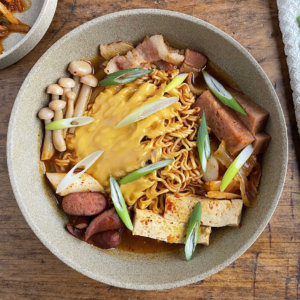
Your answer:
(67, 81), (180, 202)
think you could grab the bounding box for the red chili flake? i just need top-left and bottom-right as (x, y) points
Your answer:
(200, 221), (203, 225)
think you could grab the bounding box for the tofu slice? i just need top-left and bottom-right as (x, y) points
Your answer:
(164, 195), (243, 227)
(133, 209), (211, 245)
(46, 172), (104, 196)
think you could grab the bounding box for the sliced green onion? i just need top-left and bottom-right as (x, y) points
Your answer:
(220, 144), (254, 192)
(115, 97), (179, 128)
(109, 175), (133, 231)
(99, 68), (153, 86)
(164, 73), (188, 93)
(297, 16), (300, 27)
(119, 159), (174, 185)
(56, 150), (104, 194)
(46, 116), (94, 130)
(202, 71), (247, 115)
(197, 112), (211, 173)
(185, 202), (202, 261)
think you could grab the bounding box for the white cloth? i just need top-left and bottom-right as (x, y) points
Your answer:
(277, 0), (300, 135)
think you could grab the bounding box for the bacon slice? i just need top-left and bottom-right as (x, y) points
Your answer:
(180, 49), (207, 73)
(195, 90), (254, 155)
(100, 41), (133, 60)
(104, 35), (184, 74)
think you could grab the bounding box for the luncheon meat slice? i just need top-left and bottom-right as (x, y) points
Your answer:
(62, 192), (108, 216)
(100, 41), (134, 60)
(228, 88), (269, 134)
(195, 90), (254, 155)
(105, 35), (184, 74)
(180, 49), (207, 73)
(253, 132), (271, 154)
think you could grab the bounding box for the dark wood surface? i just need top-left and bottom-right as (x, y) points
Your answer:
(0, 0), (299, 299)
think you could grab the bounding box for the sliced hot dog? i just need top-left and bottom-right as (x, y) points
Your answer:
(85, 208), (123, 241)
(195, 90), (254, 155)
(62, 192), (107, 216)
(66, 224), (85, 241)
(88, 230), (121, 249)
(228, 88), (269, 134)
(69, 216), (90, 229)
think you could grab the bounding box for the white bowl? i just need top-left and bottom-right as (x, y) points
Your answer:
(0, 0), (57, 69)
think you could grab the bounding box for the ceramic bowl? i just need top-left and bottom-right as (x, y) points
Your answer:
(7, 9), (288, 290)
(0, 0), (57, 69)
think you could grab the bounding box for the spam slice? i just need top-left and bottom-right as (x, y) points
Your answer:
(195, 90), (254, 155)
(228, 88), (269, 134)
(253, 132), (271, 154)
(164, 194), (243, 227)
(133, 209), (211, 245)
(46, 172), (104, 196)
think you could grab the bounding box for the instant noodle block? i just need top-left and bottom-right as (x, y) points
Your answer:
(164, 194), (243, 227)
(133, 209), (211, 245)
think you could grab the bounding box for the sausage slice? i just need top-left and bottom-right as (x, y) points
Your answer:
(66, 224), (85, 241)
(69, 216), (90, 229)
(195, 90), (254, 155)
(85, 208), (123, 241)
(88, 230), (121, 249)
(62, 192), (107, 216)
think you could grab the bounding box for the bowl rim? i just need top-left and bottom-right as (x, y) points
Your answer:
(7, 8), (288, 290)
(0, 0), (58, 68)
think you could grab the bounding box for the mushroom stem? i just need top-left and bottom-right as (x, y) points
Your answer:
(58, 78), (76, 115)
(73, 75), (80, 98)
(70, 75), (97, 134)
(42, 119), (55, 160)
(64, 91), (76, 137)
(38, 108), (55, 160)
(49, 100), (67, 152)
(73, 84), (92, 117)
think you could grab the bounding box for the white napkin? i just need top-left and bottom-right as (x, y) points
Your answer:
(277, 0), (300, 135)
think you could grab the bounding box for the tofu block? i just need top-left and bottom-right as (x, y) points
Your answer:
(133, 209), (211, 245)
(164, 194), (243, 227)
(46, 172), (104, 196)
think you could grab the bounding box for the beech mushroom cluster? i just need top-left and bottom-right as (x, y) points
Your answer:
(38, 60), (97, 160)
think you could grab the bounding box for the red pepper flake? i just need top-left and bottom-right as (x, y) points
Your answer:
(200, 221), (203, 225)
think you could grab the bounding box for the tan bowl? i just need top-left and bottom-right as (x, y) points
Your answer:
(0, 0), (57, 69)
(7, 9), (288, 290)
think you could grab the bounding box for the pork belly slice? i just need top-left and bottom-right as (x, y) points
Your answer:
(133, 209), (211, 245)
(228, 88), (269, 134)
(100, 41), (134, 60)
(253, 132), (271, 154)
(195, 90), (254, 155)
(105, 35), (184, 74)
(180, 49), (207, 73)
(164, 194), (243, 227)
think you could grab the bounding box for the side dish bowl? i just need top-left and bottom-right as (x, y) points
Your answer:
(7, 9), (288, 290)
(0, 0), (57, 69)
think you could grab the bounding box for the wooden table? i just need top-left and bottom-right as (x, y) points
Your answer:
(1, 0), (299, 299)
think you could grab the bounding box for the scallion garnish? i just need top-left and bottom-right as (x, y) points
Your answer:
(99, 68), (153, 86)
(197, 112), (211, 173)
(109, 175), (133, 231)
(119, 159), (174, 185)
(164, 73), (188, 93)
(202, 71), (247, 115)
(297, 15), (300, 27)
(46, 116), (94, 130)
(56, 150), (104, 194)
(220, 144), (254, 192)
(185, 202), (202, 261)
(115, 97), (179, 128)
